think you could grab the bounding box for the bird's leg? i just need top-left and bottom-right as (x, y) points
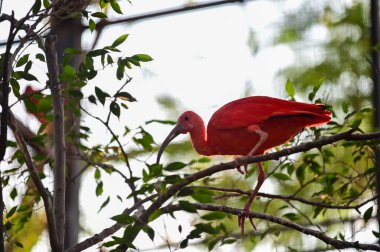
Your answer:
(238, 125), (268, 236)
(238, 162), (265, 235)
(246, 125), (268, 157)
(234, 157), (248, 175)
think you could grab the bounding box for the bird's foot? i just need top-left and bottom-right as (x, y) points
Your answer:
(237, 207), (256, 237)
(234, 157), (248, 175)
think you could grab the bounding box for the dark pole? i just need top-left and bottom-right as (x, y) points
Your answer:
(371, 0), (380, 245)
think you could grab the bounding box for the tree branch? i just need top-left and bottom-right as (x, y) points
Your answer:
(190, 186), (377, 213)
(161, 203), (380, 251)
(65, 194), (157, 252)
(66, 129), (380, 251)
(8, 112), (59, 251)
(80, 105), (137, 203)
(45, 34), (66, 250)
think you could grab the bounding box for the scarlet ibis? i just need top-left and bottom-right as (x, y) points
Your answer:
(24, 85), (53, 134)
(156, 96), (331, 235)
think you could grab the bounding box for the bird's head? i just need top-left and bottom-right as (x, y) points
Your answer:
(156, 111), (197, 164)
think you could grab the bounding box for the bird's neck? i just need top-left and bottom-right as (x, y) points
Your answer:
(189, 117), (214, 156)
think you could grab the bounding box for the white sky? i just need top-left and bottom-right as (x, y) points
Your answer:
(1, 1), (374, 252)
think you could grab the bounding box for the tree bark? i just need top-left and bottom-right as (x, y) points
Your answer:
(51, 6), (84, 249)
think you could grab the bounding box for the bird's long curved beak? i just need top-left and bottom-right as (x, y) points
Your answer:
(156, 124), (183, 164)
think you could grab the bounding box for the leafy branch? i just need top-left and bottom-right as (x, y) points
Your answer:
(67, 128), (380, 251)
(160, 203), (380, 251)
(188, 185), (378, 213)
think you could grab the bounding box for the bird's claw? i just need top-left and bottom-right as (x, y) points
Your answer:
(234, 158), (248, 175)
(238, 209), (256, 237)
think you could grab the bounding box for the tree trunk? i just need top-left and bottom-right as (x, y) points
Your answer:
(51, 12), (84, 249)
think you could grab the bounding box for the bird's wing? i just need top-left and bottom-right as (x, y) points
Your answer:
(209, 96), (330, 130)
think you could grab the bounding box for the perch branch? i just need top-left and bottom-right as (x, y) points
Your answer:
(66, 129), (380, 251)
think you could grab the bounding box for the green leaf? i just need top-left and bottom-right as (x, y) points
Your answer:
(132, 54), (153, 62)
(97, 196), (110, 213)
(36, 53), (45, 62)
(145, 119), (176, 125)
(296, 165), (306, 184)
(143, 225), (155, 241)
(164, 174), (184, 184)
(177, 188), (194, 197)
(179, 201), (197, 213)
(43, 0), (51, 8)
(16, 54), (29, 67)
(95, 87), (110, 105)
(133, 130), (154, 151)
(10, 78), (20, 98)
(148, 209), (162, 222)
(126, 57), (140, 67)
(24, 61), (32, 74)
(36, 95), (52, 113)
(351, 118), (362, 129)
(364, 207), (373, 222)
(87, 49), (107, 58)
(10, 188), (17, 200)
(110, 0), (123, 14)
(111, 34), (129, 48)
(15, 241), (23, 248)
(110, 102), (121, 118)
(164, 162), (187, 171)
(342, 102), (349, 113)
(180, 239), (188, 248)
(373, 230), (380, 238)
(116, 59), (125, 80)
(94, 168), (101, 180)
(285, 79), (295, 99)
(6, 141), (17, 148)
(96, 181), (103, 196)
(222, 238), (237, 245)
(313, 206), (324, 218)
(15, 71), (38, 82)
(115, 92), (136, 102)
(32, 0), (41, 14)
(273, 173), (291, 181)
(313, 77), (324, 93)
(111, 213), (134, 224)
(89, 19), (96, 32)
(191, 188), (214, 203)
(88, 95), (97, 104)
(201, 211), (227, 221)
(283, 212), (299, 221)
(6, 206), (18, 218)
(194, 223), (218, 234)
(91, 12), (108, 19)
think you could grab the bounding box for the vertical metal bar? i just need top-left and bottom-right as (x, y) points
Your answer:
(371, 0), (380, 245)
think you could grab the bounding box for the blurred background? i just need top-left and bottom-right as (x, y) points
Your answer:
(0, 0), (377, 251)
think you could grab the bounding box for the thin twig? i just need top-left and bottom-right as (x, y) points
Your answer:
(160, 203), (380, 251)
(45, 35), (66, 250)
(190, 185), (377, 212)
(80, 105), (138, 202)
(76, 152), (129, 181)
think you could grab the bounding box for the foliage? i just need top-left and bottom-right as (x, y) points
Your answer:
(0, 0), (379, 252)
(275, 1), (371, 110)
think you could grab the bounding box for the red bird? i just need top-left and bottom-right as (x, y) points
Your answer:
(24, 85), (53, 134)
(156, 96), (331, 235)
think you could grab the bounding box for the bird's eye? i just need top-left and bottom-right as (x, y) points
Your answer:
(184, 116), (189, 121)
